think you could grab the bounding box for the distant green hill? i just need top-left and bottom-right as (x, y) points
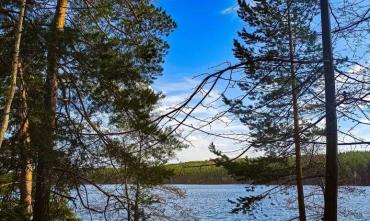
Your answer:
(338, 151), (370, 185)
(167, 151), (370, 185)
(165, 161), (235, 184)
(85, 151), (370, 185)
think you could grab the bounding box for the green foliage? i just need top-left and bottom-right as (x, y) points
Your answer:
(222, 1), (324, 215)
(213, 151), (370, 184)
(0, 0), (182, 220)
(49, 197), (82, 221)
(166, 161), (227, 176)
(220, 157), (293, 183)
(85, 161), (231, 184)
(228, 193), (267, 214)
(225, 0), (323, 156)
(338, 151), (370, 181)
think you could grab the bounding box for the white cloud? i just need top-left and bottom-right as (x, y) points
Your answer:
(155, 78), (199, 94)
(157, 76), (254, 162)
(221, 3), (238, 15)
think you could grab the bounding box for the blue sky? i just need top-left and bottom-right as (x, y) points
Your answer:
(153, 0), (247, 162)
(156, 0), (241, 84)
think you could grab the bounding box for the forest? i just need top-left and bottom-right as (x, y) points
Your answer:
(82, 151), (370, 185)
(1, 0), (370, 220)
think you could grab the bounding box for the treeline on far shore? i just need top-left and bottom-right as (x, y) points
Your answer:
(85, 151), (370, 185)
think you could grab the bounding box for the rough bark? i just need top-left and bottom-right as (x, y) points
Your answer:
(33, 0), (68, 220)
(287, 6), (306, 221)
(18, 62), (33, 218)
(0, 0), (27, 148)
(320, 0), (339, 220)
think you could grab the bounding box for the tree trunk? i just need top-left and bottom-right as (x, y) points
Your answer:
(0, 0), (27, 148)
(133, 181), (141, 221)
(320, 0), (339, 220)
(124, 166), (132, 221)
(133, 142), (143, 221)
(33, 0), (68, 220)
(18, 62), (33, 218)
(287, 6), (306, 221)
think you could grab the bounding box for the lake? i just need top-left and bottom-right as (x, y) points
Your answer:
(73, 184), (370, 221)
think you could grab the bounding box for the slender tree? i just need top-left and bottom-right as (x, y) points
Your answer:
(0, 0), (27, 148)
(218, 0), (322, 219)
(287, 4), (306, 219)
(18, 62), (33, 217)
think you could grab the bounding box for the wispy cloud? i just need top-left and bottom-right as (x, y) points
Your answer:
(221, 1), (257, 15)
(156, 76), (252, 162)
(155, 77), (199, 94)
(221, 3), (238, 15)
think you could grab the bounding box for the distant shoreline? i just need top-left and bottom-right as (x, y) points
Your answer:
(86, 151), (370, 186)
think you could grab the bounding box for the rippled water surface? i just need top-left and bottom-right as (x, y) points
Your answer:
(74, 184), (370, 221)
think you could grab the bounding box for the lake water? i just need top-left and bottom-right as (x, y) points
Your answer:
(74, 184), (370, 221)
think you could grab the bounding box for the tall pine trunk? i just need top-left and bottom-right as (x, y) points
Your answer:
(320, 0), (339, 219)
(33, 0), (68, 220)
(287, 6), (306, 221)
(0, 0), (27, 148)
(18, 62), (33, 218)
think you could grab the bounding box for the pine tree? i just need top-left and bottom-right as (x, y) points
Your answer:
(219, 0), (323, 219)
(0, 0), (179, 219)
(34, 1), (68, 219)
